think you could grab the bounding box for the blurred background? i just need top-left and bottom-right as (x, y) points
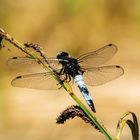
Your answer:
(0, 0), (140, 140)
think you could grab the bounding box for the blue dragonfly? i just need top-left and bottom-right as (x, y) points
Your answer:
(7, 44), (124, 112)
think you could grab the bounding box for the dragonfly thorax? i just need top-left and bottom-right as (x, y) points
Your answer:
(57, 52), (83, 77)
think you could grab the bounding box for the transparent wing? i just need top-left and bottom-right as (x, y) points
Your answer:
(83, 65), (124, 86)
(77, 44), (118, 67)
(11, 72), (62, 90)
(7, 57), (62, 73)
(11, 72), (74, 90)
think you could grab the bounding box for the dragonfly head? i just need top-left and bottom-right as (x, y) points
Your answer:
(57, 51), (69, 59)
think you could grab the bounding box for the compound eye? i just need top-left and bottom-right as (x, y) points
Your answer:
(61, 52), (68, 57)
(57, 51), (69, 59)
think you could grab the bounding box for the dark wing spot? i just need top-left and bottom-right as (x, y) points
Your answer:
(116, 65), (120, 68)
(16, 76), (22, 79)
(108, 43), (113, 46)
(13, 57), (18, 59)
(0, 36), (4, 50)
(0, 36), (3, 43)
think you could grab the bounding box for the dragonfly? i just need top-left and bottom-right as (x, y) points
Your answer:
(7, 43), (124, 112)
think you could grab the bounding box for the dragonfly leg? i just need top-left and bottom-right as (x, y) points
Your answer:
(63, 73), (71, 82)
(56, 81), (64, 89)
(56, 69), (71, 89)
(58, 68), (64, 75)
(66, 74), (71, 82)
(58, 85), (63, 89)
(58, 73), (71, 84)
(56, 77), (64, 89)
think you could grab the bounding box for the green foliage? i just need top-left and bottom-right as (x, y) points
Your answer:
(115, 112), (139, 140)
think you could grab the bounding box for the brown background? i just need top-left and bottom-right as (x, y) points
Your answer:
(0, 0), (140, 140)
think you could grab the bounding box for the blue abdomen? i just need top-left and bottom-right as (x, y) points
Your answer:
(74, 74), (96, 112)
